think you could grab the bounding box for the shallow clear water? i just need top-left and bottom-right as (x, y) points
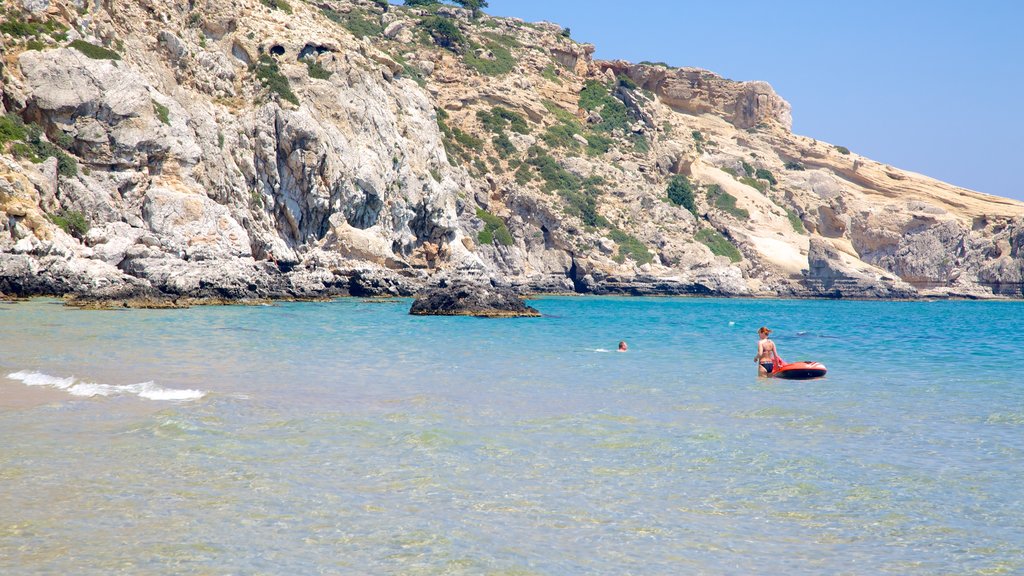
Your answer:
(1, 297), (1022, 574)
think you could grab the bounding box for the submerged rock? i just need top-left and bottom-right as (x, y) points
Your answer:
(409, 282), (541, 317)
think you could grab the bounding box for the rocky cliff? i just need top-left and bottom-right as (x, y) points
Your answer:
(2, 0), (1022, 303)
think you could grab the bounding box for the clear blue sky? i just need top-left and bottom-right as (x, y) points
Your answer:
(482, 0), (1024, 202)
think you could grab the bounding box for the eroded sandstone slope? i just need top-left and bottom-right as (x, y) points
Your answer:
(1, 0), (1022, 302)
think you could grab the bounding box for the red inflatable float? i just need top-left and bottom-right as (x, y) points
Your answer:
(771, 356), (827, 380)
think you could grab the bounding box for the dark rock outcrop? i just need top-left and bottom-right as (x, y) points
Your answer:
(409, 282), (541, 317)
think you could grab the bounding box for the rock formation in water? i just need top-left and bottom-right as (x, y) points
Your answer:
(409, 280), (540, 317)
(1, 0), (1023, 302)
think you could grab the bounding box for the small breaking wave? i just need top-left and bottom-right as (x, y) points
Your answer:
(7, 370), (205, 401)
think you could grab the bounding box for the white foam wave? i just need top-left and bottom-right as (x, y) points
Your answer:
(7, 371), (205, 401)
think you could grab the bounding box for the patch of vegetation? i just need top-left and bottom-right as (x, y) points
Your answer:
(68, 39), (120, 60)
(705, 184), (748, 220)
(526, 147), (580, 193)
(476, 107), (529, 135)
(740, 159), (754, 177)
(325, 8), (383, 38)
(721, 166), (738, 178)
(305, 59), (332, 79)
(492, 132), (515, 158)
(464, 40), (515, 75)
(608, 228), (653, 265)
(486, 155), (503, 174)
(435, 108), (461, 165)
(476, 208), (514, 246)
(696, 228), (741, 262)
(9, 141), (37, 161)
(514, 162), (533, 184)
(24, 39), (46, 51)
(834, 145), (850, 155)
(0, 16), (65, 39)
(473, 157), (488, 175)
(631, 134), (650, 154)
(784, 160), (805, 171)
(639, 61), (671, 68)
(691, 130), (704, 143)
(48, 209), (89, 238)
(421, 16), (465, 52)
(558, 182), (608, 229)
(429, 167), (442, 182)
(254, 55), (298, 105)
(260, 0), (292, 14)
(542, 99), (580, 126)
(451, 126), (482, 151)
(7, 121), (78, 177)
(391, 52), (426, 86)
(754, 168), (777, 185)
(585, 133), (614, 156)
(480, 31), (518, 48)
(541, 122), (581, 150)
(739, 176), (767, 193)
(616, 74), (637, 90)
(578, 80), (630, 134)
(541, 64), (562, 84)
(666, 175), (696, 214)
(786, 208), (806, 234)
(661, 121), (673, 135)
(0, 114), (28, 145)
(152, 101), (170, 125)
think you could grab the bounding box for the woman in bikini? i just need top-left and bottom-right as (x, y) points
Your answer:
(755, 326), (779, 377)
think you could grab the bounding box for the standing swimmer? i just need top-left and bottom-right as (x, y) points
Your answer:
(755, 326), (778, 377)
(617, 341), (628, 352)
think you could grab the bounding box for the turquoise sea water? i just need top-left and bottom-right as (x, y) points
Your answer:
(1, 297), (1022, 574)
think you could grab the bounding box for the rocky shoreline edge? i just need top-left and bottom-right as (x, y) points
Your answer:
(2, 253), (1017, 310)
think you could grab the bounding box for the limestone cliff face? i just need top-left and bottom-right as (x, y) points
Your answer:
(1, 0), (1022, 301)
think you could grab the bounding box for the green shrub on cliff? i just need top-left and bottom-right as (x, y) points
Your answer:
(541, 122), (581, 150)
(527, 148), (580, 193)
(69, 39), (120, 60)
(666, 175), (696, 214)
(786, 208), (806, 234)
(1, 16), (65, 39)
(754, 168), (777, 185)
(2, 116), (75, 175)
(260, 0), (292, 14)
(609, 228), (653, 265)
(325, 8), (383, 38)
(477, 107), (529, 135)
(153, 101), (170, 125)
(559, 184), (608, 229)
(705, 184), (748, 220)
(578, 80), (630, 134)
(834, 145), (850, 155)
(476, 208), (513, 246)
(0, 114), (28, 145)
(305, 59), (332, 79)
(464, 40), (515, 75)
(739, 176), (766, 193)
(255, 55), (298, 105)
(49, 209), (89, 238)
(696, 228), (741, 262)
(422, 16), (465, 52)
